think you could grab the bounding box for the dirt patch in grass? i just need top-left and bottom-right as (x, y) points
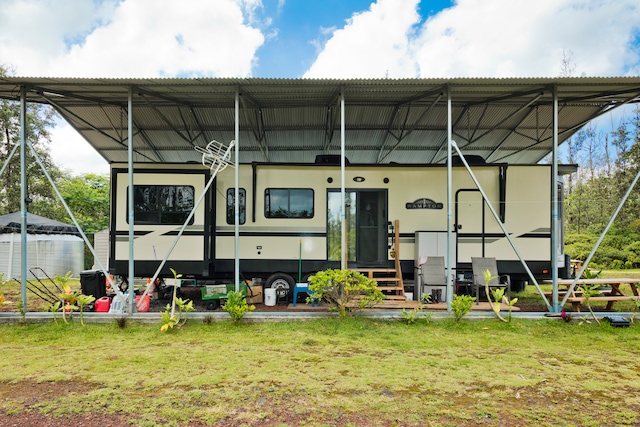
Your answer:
(0, 379), (97, 405)
(1, 379), (638, 426)
(0, 384), (389, 427)
(0, 380), (131, 427)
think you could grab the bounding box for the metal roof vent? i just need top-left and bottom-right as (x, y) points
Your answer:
(315, 155), (350, 165)
(451, 155), (486, 166)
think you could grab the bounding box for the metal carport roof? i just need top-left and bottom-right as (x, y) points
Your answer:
(1, 76), (640, 165)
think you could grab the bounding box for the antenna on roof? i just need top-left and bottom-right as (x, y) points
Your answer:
(195, 139), (236, 171)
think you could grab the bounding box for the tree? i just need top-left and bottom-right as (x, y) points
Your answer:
(54, 172), (110, 270)
(564, 104), (640, 268)
(558, 49), (577, 78)
(559, 49), (580, 198)
(0, 66), (112, 269)
(0, 65), (63, 217)
(611, 104), (640, 228)
(57, 172), (110, 234)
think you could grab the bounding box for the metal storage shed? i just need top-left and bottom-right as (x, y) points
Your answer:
(0, 212), (84, 280)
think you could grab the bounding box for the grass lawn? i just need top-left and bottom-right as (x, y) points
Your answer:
(1, 317), (639, 426)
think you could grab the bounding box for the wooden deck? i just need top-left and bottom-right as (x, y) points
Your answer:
(342, 220), (520, 312)
(345, 300), (520, 311)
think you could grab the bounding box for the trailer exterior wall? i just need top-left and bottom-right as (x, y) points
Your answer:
(110, 165), (212, 278)
(110, 162), (554, 284)
(214, 163), (553, 280)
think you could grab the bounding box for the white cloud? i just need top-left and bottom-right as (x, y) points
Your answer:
(0, 0), (120, 75)
(305, 0), (640, 78)
(0, 0), (265, 78)
(1, 0), (267, 174)
(304, 0), (421, 78)
(413, 0), (640, 77)
(49, 120), (110, 176)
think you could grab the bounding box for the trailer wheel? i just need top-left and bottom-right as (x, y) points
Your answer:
(206, 299), (220, 310)
(266, 272), (294, 300)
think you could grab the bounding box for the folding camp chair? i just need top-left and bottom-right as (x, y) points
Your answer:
(420, 256), (448, 303)
(471, 257), (511, 304)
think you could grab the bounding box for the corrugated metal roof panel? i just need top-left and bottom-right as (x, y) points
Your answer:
(1, 76), (639, 166)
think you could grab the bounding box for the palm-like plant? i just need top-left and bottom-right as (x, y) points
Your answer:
(483, 269), (518, 323)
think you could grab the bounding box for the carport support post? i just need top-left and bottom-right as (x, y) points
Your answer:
(551, 86), (559, 312)
(235, 89), (240, 291)
(340, 91), (346, 270)
(127, 87), (135, 315)
(20, 86), (27, 313)
(446, 88), (453, 311)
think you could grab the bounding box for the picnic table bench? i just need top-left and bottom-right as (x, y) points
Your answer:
(544, 278), (639, 312)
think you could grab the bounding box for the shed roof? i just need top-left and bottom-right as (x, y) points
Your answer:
(0, 212), (79, 235)
(1, 77), (639, 165)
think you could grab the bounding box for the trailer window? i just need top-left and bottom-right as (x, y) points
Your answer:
(130, 185), (195, 225)
(265, 188), (314, 218)
(226, 188), (246, 225)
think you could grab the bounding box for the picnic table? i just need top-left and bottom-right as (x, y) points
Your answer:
(543, 278), (639, 312)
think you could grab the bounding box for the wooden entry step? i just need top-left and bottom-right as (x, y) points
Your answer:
(350, 268), (404, 297)
(384, 295), (409, 300)
(364, 276), (402, 281)
(349, 220), (407, 301)
(369, 279), (403, 285)
(378, 286), (398, 292)
(350, 268), (397, 274)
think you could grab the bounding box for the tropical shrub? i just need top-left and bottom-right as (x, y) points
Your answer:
(307, 269), (384, 318)
(450, 294), (475, 322)
(222, 290), (255, 322)
(160, 268), (194, 332)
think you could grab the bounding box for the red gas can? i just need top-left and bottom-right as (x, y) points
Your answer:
(136, 295), (150, 312)
(95, 296), (111, 312)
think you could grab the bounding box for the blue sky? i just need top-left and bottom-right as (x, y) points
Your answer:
(252, 0), (453, 77)
(254, 0), (379, 77)
(0, 0), (639, 173)
(5, 0), (638, 80)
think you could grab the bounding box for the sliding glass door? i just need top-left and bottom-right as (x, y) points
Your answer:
(327, 189), (387, 266)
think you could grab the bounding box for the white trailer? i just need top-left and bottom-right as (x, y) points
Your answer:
(110, 157), (570, 294)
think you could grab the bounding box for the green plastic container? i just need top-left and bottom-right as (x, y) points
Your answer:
(201, 284), (247, 310)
